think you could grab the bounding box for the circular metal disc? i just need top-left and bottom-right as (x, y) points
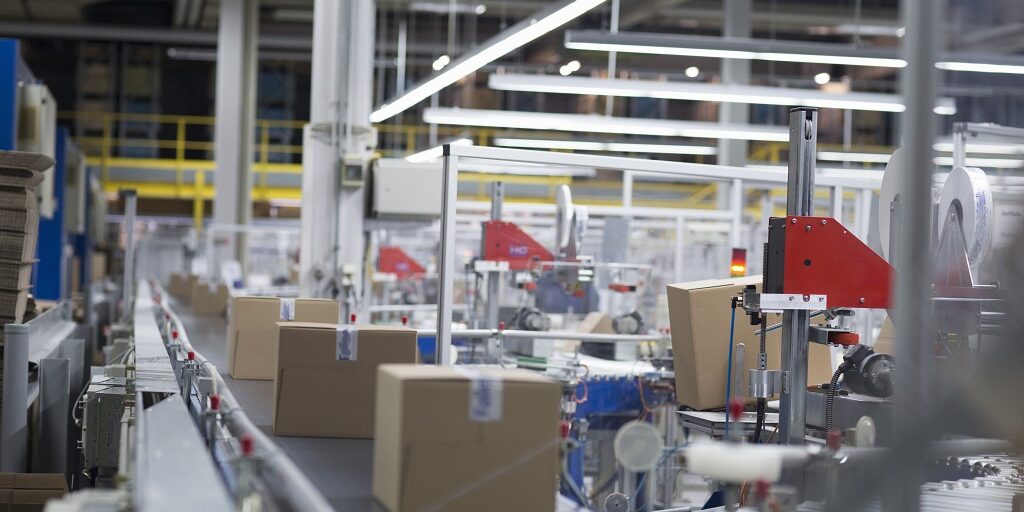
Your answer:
(613, 420), (664, 472)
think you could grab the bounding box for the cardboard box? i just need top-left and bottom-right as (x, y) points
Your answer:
(0, 472), (67, 512)
(191, 281), (229, 316)
(227, 297), (340, 380)
(577, 312), (614, 334)
(167, 273), (197, 303)
(90, 251), (107, 283)
(873, 316), (895, 355)
(372, 365), (561, 512)
(667, 276), (834, 410)
(273, 323), (419, 438)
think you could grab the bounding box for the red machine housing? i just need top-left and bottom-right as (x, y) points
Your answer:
(482, 221), (554, 271)
(377, 246), (426, 278)
(767, 216), (893, 309)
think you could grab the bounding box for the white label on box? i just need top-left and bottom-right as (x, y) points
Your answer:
(335, 326), (358, 361)
(455, 367), (503, 422)
(279, 298), (295, 321)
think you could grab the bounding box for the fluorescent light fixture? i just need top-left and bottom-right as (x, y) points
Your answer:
(565, 30), (1024, 76)
(933, 141), (1024, 155)
(493, 137), (718, 155)
(410, 2), (488, 14)
(559, 60), (581, 76)
(405, 138), (473, 162)
(813, 72), (831, 85)
(936, 61), (1024, 75)
(817, 151), (892, 163)
(933, 156), (1024, 169)
(424, 107), (789, 141)
(487, 74), (957, 115)
(685, 66), (700, 78)
(370, 0), (607, 123)
(432, 54), (451, 71)
(565, 30), (907, 68)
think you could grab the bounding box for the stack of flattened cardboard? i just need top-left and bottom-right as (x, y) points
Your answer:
(0, 151), (53, 325)
(0, 472), (68, 511)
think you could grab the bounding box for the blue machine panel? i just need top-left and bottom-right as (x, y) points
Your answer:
(0, 39), (18, 150)
(35, 128), (68, 300)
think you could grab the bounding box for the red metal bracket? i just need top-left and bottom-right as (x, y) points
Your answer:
(482, 221), (554, 271)
(378, 246), (426, 278)
(782, 216), (893, 309)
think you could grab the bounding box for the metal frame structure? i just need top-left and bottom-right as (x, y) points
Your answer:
(435, 145), (883, 366)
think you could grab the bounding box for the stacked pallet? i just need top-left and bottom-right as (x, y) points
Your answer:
(0, 151), (53, 325)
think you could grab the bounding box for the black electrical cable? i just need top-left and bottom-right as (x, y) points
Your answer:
(752, 313), (768, 443)
(825, 362), (853, 435)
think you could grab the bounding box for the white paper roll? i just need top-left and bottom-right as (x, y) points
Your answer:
(877, 148), (903, 262)
(685, 441), (809, 483)
(938, 166), (993, 267)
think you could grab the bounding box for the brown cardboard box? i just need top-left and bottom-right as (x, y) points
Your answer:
(667, 276), (834, 410)
(873, 317), (895, 355)
(227, 297), (340, 379)
(90, 251), (106, 283)
(191, 281), (230, 316)
(372, 365), (561, 512)
(167, 272), (197, 303)
(577, 312), (614, 334)
(273, 323), (419, 438)
(0, 472), (67, 512)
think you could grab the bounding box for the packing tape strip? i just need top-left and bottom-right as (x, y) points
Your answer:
(335, 326), (358, 361)
(279, 298), (295, 321)
(453, 366), (503, 422)
(939, 166), (993, 267)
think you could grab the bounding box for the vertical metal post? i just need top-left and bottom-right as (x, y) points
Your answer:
(38, 358), (70, 475)
(887, 0), (941, 509)
(436, 149), (459, 365)
(730, 178), (743, 249)
(831, 186), (844, 221)
(779, 107), (817, 450)
(674, 217), (685, 283)
(1, 324), (29, 471)
(952, 122), (967, 169)
(604, 0), (620, 116)
(121, 189), (137, 320)
(622, 171), (633, 208)
(485, 183), (504, 331)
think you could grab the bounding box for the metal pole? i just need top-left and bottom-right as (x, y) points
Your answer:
(436, 149), (459, 365)
(485, 183), (504, 331)
(779, 107), (817, 450)
(604, 0), (620, 116)
(887, 0), (941, 509)
(1, 323), (29, 471)
(730, 178), (743, 248)
(121, 189), (137, 320)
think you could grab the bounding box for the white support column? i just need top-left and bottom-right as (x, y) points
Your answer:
(213, 0), (258, 266)
(730, 178), (743, 249)
(300, 0), (376, 306)
(831, 185), (844, 221)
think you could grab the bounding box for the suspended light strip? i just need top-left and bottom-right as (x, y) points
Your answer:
(493, 137), (718, 155)
(935, 61), (1024, 75)
(369, 0), (606, 123)
(488, 74), (957, 115)
(565, 30), (907, 68)
(933, 156), (1024, 169)
(817, 151), (892, 163)
(423, 107), (789, 141)
(405, 138), (472, 162)
(565, 30), (1024, 75)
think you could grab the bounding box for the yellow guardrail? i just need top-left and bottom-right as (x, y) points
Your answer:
(59, 111), (886, 229)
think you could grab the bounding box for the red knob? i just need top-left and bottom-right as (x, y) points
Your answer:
(401, 315), (408, 326)
(187, 351), (195, 361)
(209, 394), (220, 411)
(350, 313), (357, 323)
(240, 434), (254, 456)
(172, 330), (178, 339)
(498, 321), (505, 331)
(559, 420), (571, 439)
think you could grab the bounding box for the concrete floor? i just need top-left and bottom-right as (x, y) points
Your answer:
(174, 301), (374, 511)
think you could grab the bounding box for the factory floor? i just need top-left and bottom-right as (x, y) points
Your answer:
(173, 301), (374, 510)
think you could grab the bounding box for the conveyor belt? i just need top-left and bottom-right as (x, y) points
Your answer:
(173, 301), (373, 511)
